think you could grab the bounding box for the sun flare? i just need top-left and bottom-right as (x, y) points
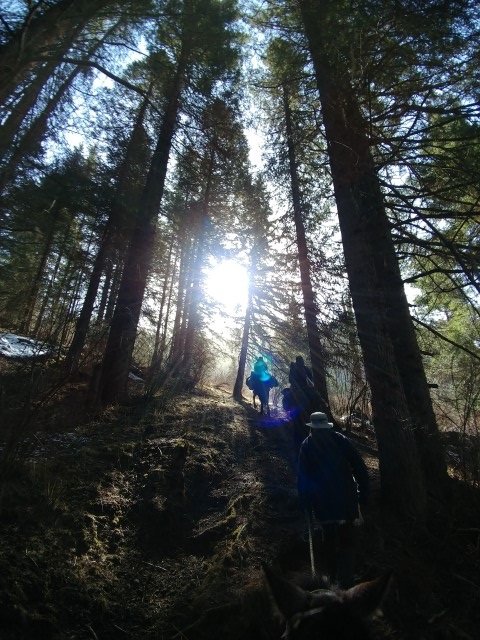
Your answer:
(204, 259), (249, 312)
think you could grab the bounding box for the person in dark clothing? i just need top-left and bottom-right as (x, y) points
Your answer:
(289, 355), (313, 391)
(289, 355), (325, 451)
(298, 411), (370, 589)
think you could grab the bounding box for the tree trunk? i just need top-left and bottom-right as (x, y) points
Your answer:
(380, 249), (448, 491)
(0, 0), (117, 105)
(181, 148), (215, 379)
(59, 260), (84, 351)
(149, 235), (175, 376)
(34, 210), (74, 338)
(282, 82), (332, 420)
(182, 231), (203, 375)
(99, 66), (184, 403)
(96, 260), (113, 323)
(157, 251), (177, 370)
(0, 19), (123, 192)
(21, 199), (58, 334)
(233, 246), (257, 401)
(66, 88), (151, 373)
(168, 218), (193, 370)
(298, 0), (438, 518)
(0, 60), (57, 165)
(104, 260), (122, 324)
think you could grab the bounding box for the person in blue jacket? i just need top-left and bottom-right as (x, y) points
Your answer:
(253, 356), (270, 381)
(298, 411), (370, 588)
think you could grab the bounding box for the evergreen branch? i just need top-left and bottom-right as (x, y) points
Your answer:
(413, 317), (480, 363)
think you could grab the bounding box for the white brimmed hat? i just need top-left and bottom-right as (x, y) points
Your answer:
(307, 412), (333, 429)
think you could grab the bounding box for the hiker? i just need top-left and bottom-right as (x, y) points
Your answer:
(289, 355), (314, 391)
(288, 356), (323, 451)
(297, 411), (370, 589)
(253, 356), (269, 380)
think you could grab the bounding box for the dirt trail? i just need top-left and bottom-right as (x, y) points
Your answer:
(1, 385), (479, 639)
(0, 384), (384, 640)
(134, 386), (308, 638)
(133, 386), (384, 638)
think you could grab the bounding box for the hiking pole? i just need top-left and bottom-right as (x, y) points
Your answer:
(306, 509), (316, 579)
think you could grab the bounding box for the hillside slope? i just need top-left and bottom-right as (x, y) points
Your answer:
(0, 385), (478, 639)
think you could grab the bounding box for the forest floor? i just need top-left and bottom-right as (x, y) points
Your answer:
(0, 380), (480, 639)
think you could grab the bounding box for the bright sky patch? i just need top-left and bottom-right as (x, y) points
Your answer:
(204, 259), (249, 313)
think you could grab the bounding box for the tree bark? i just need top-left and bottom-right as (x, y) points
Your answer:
(149, 235), (175, 377)
(298, 0), (443, 517)
(99, 64), (184, 403)
(34, 209), (74, 337)
(21, 199), (58, 334)
(181, 148), (215, 378)
(0, 19), (123, 192)
(233, 245), (258, 401)
(65, 88), (151, 373)
(0, 0), (117, 106)
(282, 82), (332, 420)
(168, 214), (194, 370)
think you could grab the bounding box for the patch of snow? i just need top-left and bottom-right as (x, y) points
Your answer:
(0, 332), (57, 360)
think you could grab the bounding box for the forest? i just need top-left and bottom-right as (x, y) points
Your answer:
(0, 1), (480, 638)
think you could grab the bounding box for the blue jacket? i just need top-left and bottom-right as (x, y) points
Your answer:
(298, 429), (369, 522)
(253, 359), (269, 381)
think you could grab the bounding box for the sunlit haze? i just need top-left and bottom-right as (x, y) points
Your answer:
(204, 259), (249, 314)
